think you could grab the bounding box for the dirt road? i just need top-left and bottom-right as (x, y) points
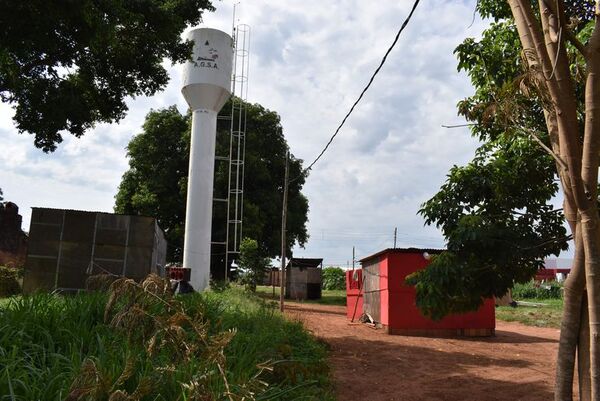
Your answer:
(285, 302), (568, 401)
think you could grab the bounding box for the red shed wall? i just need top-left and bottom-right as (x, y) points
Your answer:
(385, 252), (494, 333)
(535, 268), (571, 281)
(379, 256), (389, 325)
(346, 269), (363, 320)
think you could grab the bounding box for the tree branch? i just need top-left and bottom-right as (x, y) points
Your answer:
(518, 234), (573, 250)
(521, 126), (569, 171)
(541, 0), (588, 58)
(441, 123), (476, 128)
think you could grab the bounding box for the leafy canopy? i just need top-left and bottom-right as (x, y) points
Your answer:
(114, 99), (309, 262)
(0, 0), (213, 151)
(404, 3), (594, 319)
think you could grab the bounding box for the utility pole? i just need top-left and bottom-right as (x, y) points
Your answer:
(280, 151), (289, 312)
(394, 227), (397, 249)
(352, 246), (355, 270)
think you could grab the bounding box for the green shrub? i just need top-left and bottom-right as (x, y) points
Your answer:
(238, 238), (270, 292)
(512, 280), (563, 300)
(322, 267), (346, 290)
(0, 265), (21, 297)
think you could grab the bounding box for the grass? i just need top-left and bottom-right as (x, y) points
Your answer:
(0, 296), (19, 309)
(255, 285), (347, 306)
(496, 298), (563, 328)
(0, 286), (334, 400)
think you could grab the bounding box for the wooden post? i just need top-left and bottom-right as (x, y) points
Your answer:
(280, 151), (289, 312)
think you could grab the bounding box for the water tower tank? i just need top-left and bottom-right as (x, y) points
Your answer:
(181, 28), (233, 291)
(182, 28), (233, 111)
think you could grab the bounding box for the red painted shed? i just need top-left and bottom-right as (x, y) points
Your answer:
(346, 248), (495, 337)
(535, 268), (570, 282)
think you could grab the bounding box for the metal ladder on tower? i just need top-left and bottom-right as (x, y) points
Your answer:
(225, 23), (250, 278)
(210, 22), (250, 280)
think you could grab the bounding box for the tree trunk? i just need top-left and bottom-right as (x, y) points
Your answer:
(580, 10), (600, 398)
(557, 224), (585, 400)
(508, 1), (600, 399)
(581, 295), (592, 401)
(581, 213), (600, 399)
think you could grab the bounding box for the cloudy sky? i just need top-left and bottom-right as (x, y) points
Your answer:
(1, 0), (550, 266)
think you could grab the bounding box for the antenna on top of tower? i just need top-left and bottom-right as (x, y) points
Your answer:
(232, 2), (241, 36)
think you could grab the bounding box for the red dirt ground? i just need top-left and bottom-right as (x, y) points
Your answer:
(285, 302), (572, 401)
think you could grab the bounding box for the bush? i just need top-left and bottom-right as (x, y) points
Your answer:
(0, 265), (21, 297)
(512, 280), (563, 300)
(322, 267), (346, 290)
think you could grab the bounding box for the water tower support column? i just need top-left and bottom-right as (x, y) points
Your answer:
(183, 109), (218, 291)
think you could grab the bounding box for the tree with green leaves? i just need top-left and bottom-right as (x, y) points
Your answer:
(0, 0), (213, 152)
(321, 267), (346, 290)
(114, 99), (309, 265)
(238, 237), (270, 292)
(408, 1), (600, 399)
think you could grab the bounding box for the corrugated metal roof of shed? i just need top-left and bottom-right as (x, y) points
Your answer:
(359, 247), (444, 264)
(286, 257), (323, 269)
(30, 207), (157, 220)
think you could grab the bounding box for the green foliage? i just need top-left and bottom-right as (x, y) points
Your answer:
(512, 280), (563, 300)
(238, 238), (270, 292)
(409, 135), (568, 319)
(114, 100), (309, 261)
(0, 0), (214, 151)
(476, 0), (595, 27)
(0, 265), (21, 297)
(321, 267), (346, 290)
(114, 105), (189, 260)
(0, 283), (332, 400)
(407, 2), (586, 320)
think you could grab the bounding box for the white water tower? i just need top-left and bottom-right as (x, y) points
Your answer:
(181, 28), (233, 291)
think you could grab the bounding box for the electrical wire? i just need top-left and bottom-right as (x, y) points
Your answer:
(290, 0), (422, 182)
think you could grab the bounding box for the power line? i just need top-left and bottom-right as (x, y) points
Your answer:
(291, 0), (421, 181)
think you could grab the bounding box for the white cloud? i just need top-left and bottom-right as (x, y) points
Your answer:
(0, 0), (514, 265)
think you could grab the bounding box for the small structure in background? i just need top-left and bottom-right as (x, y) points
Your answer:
(0, 202), (27, 267)
(346, 248), (495, 337)
(286, 257), (323, 300)
(537, 258), (572, 282)
(23, 208), (166, 293)
(264, 266), (280, 286)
